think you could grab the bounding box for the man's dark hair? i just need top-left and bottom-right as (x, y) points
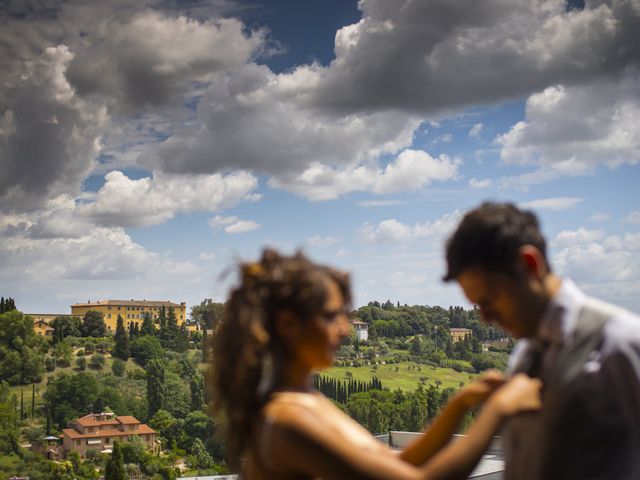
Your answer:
(443, 202), (549, 281)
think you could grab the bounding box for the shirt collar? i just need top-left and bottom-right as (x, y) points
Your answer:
(535, 278), (586, 345)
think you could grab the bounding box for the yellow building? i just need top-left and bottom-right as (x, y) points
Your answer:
(70, 300), (187, 333)
(448, 327), (473, 343)
(28, 313), (71, 337)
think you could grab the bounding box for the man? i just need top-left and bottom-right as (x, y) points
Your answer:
(443, 202), (640, 480)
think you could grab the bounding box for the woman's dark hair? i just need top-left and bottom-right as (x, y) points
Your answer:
(443, 202), (549, 281)
(209, 248), (351, 468)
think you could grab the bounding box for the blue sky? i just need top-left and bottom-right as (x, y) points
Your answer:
(1, 0), (639, 315)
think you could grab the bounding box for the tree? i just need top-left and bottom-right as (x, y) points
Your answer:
(75, 356), (87, 371)
(89, 353), (105, 370)
(51, 316), (81, 344)
(0, 297), (16, 314)
(187, 438), (215, 470)
(113, 315), (130, 360)
(189, 373), (205, 411)
(45, 372), (100, 429)
(0, 310), (45, 385)
(130, 335), (163, 367)
(81, 310), (106, 338)
(54, 340), (74, 367)
(147, 358), (166, 419)
(111, 358), (126, 377)
(105, 441), (126, 480)
(140, 312), (155, 336)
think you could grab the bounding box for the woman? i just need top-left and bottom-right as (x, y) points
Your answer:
(211, 249), (541, 479)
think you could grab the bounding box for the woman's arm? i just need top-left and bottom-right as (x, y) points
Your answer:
(401, 370), (506, 466)
(261, 374), (541, 480)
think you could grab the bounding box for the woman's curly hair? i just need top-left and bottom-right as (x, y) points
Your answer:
(208, 249), (351, 468)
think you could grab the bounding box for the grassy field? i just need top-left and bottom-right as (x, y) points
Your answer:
(321, 361), (476, 391)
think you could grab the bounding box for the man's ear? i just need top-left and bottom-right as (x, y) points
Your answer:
(518, 245), (547, 279)
(275, 309), (300, 345)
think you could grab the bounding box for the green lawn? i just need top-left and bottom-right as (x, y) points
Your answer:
(320, 361), (476, 391)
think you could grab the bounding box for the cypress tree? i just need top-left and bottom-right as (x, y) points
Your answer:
(146, 358), (166, 419)
(105, 441), (126, 480)
(113, 315), (130, 360)
(141, 312), (155, 336)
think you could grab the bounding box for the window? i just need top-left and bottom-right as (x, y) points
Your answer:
(105, 437), (110, 444)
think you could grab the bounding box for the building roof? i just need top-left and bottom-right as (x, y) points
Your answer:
(71, 299), (185, 308)
(116, 416), (141, 425)
(62, 424), (156, 440)
(449, 328), (473, 332)
(351, 320), (368, 326)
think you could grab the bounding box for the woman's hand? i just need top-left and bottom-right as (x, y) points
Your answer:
(455, 370), (507, 410)
(491, 373), (542, 417)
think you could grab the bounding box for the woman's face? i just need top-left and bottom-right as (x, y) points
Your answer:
(290, 279), (351, 371)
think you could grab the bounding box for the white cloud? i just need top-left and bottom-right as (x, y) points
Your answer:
(469, 123), (483, 139)
(519, 197), (584, 211)
(552, 228), (606, 248)
(307, 236), (341, 247)
(82, 170), (259, 228)
(359, 219), (414, 244)
(313, 0), (640, 115)
(199, 252), (215, 261)
(553, 232), (640, 310)
(143, 63), (421, 178)
(469, 178), (493, 189)
(358, 210), (462, 245)
(67, 11), (265, 109)
(270, 149), (459, 200)
(209, 215), (260, 234)
(498, 70), (640, 181)
(624, 210), (640, 224)
(0, 226), (198, 282)
(589, 212), (612, 222)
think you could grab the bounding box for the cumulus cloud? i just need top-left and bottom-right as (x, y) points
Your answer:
(624, 210), (640, 224)
(66, 11), (265, 110)
(80, 170), (259, 228)
(498, 70), (640, 180)
(0, 45), (106, 213)
(270, 149), (459, 200)
(142, 63), (420, 177)
(552, 228), (605, 248)
(313, 0), (640, 115)
(358, 210), (462, 245)
(553, 232), (640, 309)
(209, 215), (260, 234)
(0, 226), (197, 282)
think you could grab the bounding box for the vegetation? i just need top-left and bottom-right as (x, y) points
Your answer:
(0, 297), (514, 478)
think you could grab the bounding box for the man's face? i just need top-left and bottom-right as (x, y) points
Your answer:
(457, 267), (540, 338)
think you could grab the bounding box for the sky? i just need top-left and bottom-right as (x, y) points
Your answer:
(1, 0), (639, 316)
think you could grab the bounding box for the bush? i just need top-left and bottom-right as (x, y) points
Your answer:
(45, 356), (56, 372)
(89, 353), (105, 370)
(76, 349), (85, 357)
(76, 356), (87, 371)
(112, 358), (126, 377)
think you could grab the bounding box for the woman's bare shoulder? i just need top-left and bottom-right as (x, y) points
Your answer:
(262, 391), (324, 425)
